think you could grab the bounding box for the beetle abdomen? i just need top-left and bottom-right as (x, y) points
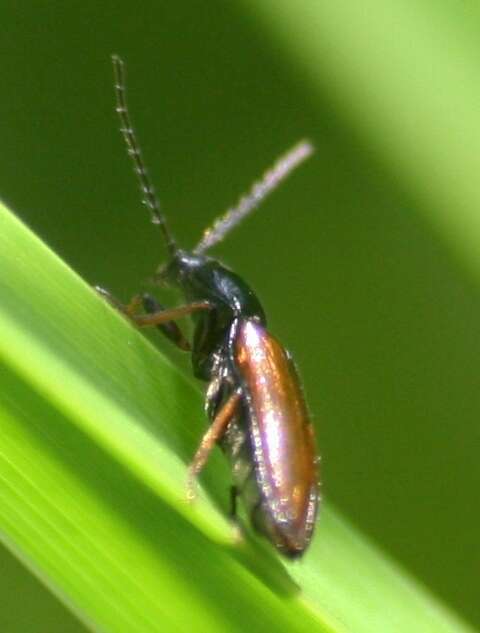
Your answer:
(234, 319), (319, 557)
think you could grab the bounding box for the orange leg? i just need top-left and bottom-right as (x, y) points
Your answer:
(96, 286), (210, 325)
(187, 391), (241, 501)
(95, 286), (210, 351)
(132, 300), (210, 327)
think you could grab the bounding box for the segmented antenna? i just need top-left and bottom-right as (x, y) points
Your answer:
(194, 140), (314, 254)
(112, 55), (177, 255)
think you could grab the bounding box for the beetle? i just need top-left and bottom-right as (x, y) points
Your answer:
(100, 55), (320, 557)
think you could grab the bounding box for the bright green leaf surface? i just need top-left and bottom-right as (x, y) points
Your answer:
(0, 202), (474, 632)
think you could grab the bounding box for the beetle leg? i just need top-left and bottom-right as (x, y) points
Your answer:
(95, 285), (134, 313)
(141, 293), (191, 351)
(95, 286), (149, 320)
(228, 484), (245, 544)
(95, 286), (210, 351)
(229, 485), (239, 519)
(133, 300), (211, 327)
(187, 391), (241, 501)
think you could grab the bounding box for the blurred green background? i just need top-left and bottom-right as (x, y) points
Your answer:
(1, 1), (480, 631)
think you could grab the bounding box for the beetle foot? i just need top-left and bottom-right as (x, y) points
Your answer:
(186, 469), (197, 503)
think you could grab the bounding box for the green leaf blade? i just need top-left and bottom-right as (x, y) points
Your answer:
(0, 200), (474, 632)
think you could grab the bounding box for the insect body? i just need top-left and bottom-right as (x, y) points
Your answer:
(106, 56), (319, 557)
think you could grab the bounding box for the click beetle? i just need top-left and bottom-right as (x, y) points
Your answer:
(99, 55), (320, 557)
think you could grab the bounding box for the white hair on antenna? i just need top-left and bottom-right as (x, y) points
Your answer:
(194, 140), (314, 254)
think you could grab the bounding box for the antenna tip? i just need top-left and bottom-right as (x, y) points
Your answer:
(295, 139), (315, 158)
